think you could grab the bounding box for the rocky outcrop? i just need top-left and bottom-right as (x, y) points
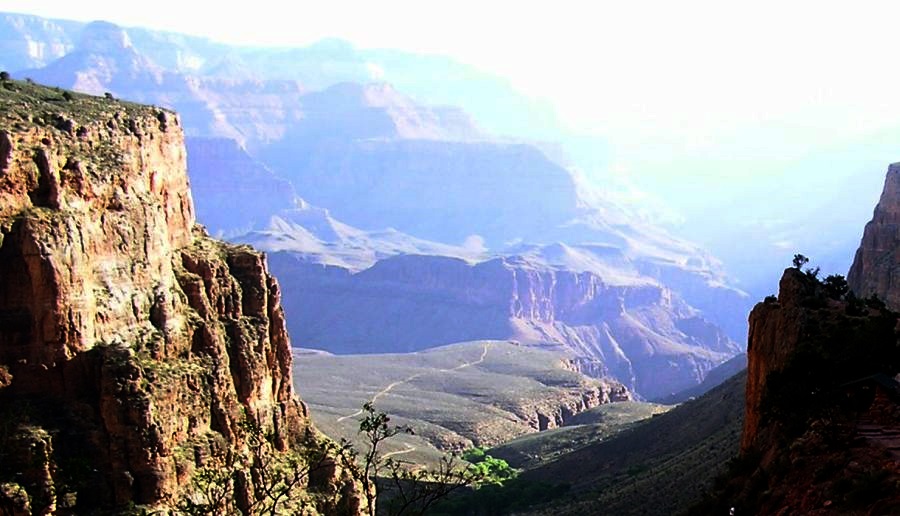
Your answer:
(526, 375), (631, 432)
(0, 81), (362, 513)
(742, 267), (899, 453)
(741, 268), (814, 452)
(274, 253), (738, 399)
(698, 165), (900, 514)
(848, 162), (900, 309)
(719, 264), (900, 515)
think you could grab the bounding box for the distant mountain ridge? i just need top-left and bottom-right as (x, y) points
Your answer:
(268, 250), (739, 399)
(1, 12), (555, 139)
(1, 12), (752, 399)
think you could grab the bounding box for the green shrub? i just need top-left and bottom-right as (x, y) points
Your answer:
(462, 447), (486, 463)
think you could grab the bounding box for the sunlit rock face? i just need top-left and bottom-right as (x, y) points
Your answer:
(0, 82), (362, 514)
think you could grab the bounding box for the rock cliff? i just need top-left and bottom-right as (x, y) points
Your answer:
(272, 253), (738, 399)
(741, 268), (819, 453)
(701, 264), (900, 514)
(0, 80), (362, 514)
(848, 162), (900, 310)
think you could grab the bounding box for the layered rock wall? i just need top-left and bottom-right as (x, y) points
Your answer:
(273, 253), (738, 399)
(0, 82), (361, 513)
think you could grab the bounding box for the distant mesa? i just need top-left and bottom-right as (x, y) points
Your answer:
(78, 20), (134, 53)
(269, 248), (740, 399)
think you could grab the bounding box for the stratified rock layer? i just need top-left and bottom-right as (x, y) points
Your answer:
(0, 81), (361, 513)
(849, 162), (900, 309)
(271, 253), (737, 399)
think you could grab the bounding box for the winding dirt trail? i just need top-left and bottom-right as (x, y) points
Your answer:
(337, 342), (492, 423)
(382, 443), (418, 460)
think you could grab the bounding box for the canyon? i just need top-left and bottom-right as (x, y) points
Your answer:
(4, 10), (900, 516)
(1, 14), (753, 401)
(271, 252), (738, 400)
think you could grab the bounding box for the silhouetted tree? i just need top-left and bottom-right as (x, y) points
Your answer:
(0, 71), (9, 81)
(792, 254), (809, 269)
(823, 274), (849, 299)
(340, 403), (500, 516)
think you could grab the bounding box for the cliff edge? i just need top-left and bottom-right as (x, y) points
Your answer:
(694, 265), (900, 514)
(0, 80), (362, 514)
(849, 162), (900, 310)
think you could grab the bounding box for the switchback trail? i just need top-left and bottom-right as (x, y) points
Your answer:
(337, 342), (493, 423)
(382, 443), (417, 460)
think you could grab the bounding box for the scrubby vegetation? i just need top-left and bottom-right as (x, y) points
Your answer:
(178, 417), (342, 515)
(0, 77), (165, 129)
(294, 341), (623, 467)
(176, 402), (521, 516)
(347, 403), (518, 516)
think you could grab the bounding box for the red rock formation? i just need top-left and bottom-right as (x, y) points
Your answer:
(0, 82), (362, 513)
(721, 255), (900, 514)
(741, 268), (810, 453)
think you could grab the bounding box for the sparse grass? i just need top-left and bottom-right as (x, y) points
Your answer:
(293, 341), (624, 467)
(0, 78), (168, 129)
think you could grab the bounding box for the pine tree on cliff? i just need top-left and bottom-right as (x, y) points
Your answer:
(792, 253), (809, 269)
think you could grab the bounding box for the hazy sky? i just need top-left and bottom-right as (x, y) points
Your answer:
(8, 1), (900, 149)
(5, 1), (900, 210)
(6, 0), (900, 285)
